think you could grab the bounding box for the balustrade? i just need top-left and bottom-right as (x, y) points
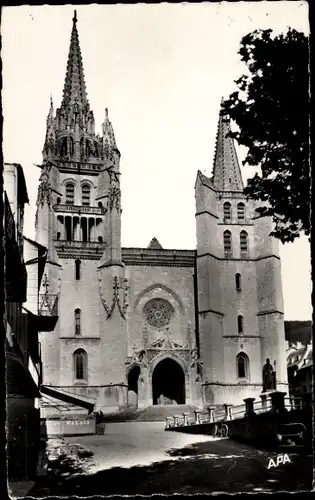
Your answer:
(223, 403), (234, 421)
(208, 406), (216, 423)
(194, 409), (202, 424)
(243, 397), (256, 418)
(165, 392), (307, 434)
(54, 204), (106, 215)
(270, 391), (286, 414)
(173, 415), (181, 427)
(183, 412), (190, 426)
(55, 240), (106, 249)
(165, 417), (173, 429)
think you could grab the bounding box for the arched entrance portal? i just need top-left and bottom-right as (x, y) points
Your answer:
(127, 365), (140, 407)
(152, 358), (185, 405)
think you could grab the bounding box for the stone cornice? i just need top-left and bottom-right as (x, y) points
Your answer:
(255, 254), (281, 261)
(55, 240), (106, 260)
(122, 247), (195, 268)
(217, 222), (253, 226)
(54, 204), (106, 215)
(195, 210), (219, 219)
(199, 309), (224, 317)
(124, 261), (194, 268)
(60, 337), (101, 341)
(197, 252), (280, 262)
(54, 161), (104, 176)
(98, 260), (125, 269)
(56, 254), (102, 260)
(257, 310), (284, 316)
(202, 382), (262, 387)
(223, 335), (261, 339)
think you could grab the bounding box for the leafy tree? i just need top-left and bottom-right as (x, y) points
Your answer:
(221, 28), (309, 243)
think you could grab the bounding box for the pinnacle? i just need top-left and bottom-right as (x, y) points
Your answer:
(148, 237), (163, 250)
(102, 107), (117, 149)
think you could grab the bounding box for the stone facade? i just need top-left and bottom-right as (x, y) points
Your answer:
(36, 12), (288, 413)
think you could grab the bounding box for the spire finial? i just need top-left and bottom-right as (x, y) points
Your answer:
(212, 101), (244, 192)
(61, 10), (88, 109)
(105, 107), (108, 118)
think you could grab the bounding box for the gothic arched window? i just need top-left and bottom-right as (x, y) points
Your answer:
(237, 352), (249, 379)
(69, 137), (74, 156)
(223, 202), (232, 221)
(237, 315), (244, 334)
(65, 182), (75, 205)
(81, 184), (91, 206)
(240, 230), (248, 255)
(223, 230), (232, 256)
(235, 273), (241, 291)
(75, 259), (81, 281)
(74, 308), (81, 335)
(237, 202), (245, 221)
(73, 349), (87, 381)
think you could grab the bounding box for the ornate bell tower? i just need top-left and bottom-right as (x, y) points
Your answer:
(36, 11), (128, 410)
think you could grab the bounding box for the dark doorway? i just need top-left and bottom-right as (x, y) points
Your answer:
(128, 365), (140, 394)
(127, 366), (140, 407)
(152, 358), (185, 405)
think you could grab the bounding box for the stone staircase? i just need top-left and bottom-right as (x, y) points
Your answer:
(102, 404), (198, 422)
(135, 404), (198, 422)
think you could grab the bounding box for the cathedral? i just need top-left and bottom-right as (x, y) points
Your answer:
(36, 12), (288, 415)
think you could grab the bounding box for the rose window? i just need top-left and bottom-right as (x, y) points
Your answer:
(143, 299), (174, 329)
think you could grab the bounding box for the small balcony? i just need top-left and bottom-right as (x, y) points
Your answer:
(55, 239), (107, 259)
(53, 204), (106, 215)
(55, 160), (104, 175)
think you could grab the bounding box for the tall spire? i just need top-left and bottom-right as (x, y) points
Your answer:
(212, 100), (244, 192)
(61, 10), (88, 109)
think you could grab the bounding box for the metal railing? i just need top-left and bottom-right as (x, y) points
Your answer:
(165, 395), (308, 431)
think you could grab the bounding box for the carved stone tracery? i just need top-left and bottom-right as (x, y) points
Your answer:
(107, 167), (121, 212)
(100, 276), (129, 320)
(35, 163), (53, 227)
(143, 298), (174, 329)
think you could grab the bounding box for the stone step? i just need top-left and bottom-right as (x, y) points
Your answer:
(136, 405), (198, 421)
(101, 404), (199, 422)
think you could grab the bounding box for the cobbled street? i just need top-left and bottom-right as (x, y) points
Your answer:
(27, 422), (313, 496)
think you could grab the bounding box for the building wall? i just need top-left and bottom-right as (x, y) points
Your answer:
(196, 174), (288, 404)
(24, 239), (39, 315)
(3, 163), (18, 229)
(36, 146), (289, 409)
(126, 264), (196, 351)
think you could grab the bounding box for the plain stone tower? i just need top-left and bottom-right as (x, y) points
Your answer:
(36, 12), (288, 415)
(195, 107), (288, 404)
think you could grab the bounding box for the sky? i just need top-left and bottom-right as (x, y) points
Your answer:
(1, 2), (311, 320)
